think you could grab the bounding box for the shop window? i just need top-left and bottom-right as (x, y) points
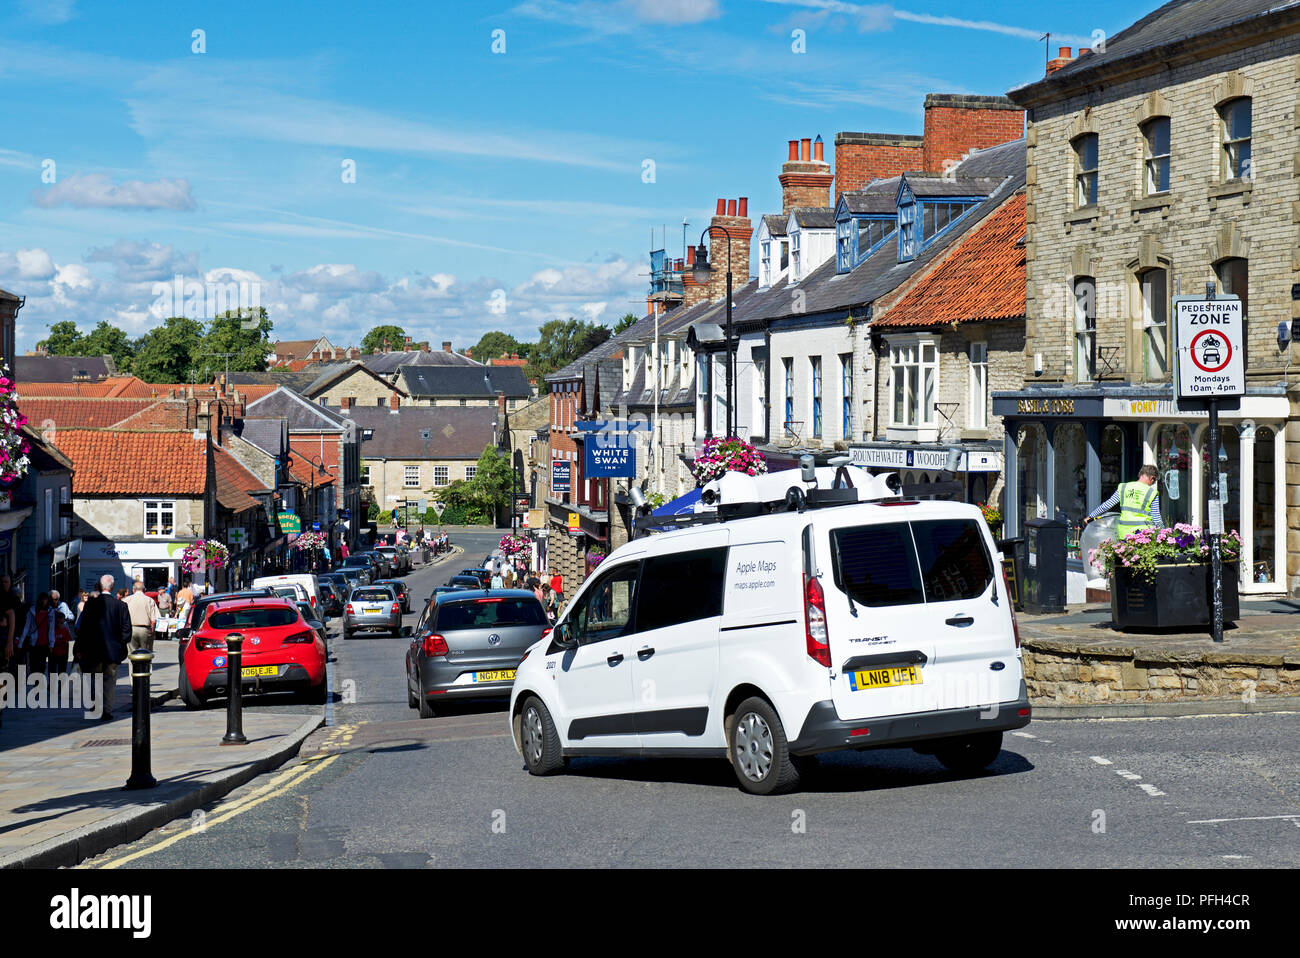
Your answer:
(1074, 277), (1096, 382)
(1154, 424), (1192, 527)
(144, 500), (175, 538)
(1100, 425), (1125, 504)
(1073, 133), (1099, 208)
(1200, 425), (1239, 541)
(1143, 117), (1171, 194)
(1017, 423), (1047, 523)
(1253, 427), (1276, 584)
(1141, 267), (1169, 380)
(1054, 424), (1087, 545)
(1215, 258), (1248, 365)
(1220, 97), (1252, 181)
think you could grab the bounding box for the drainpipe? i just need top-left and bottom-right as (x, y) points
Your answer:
(763, 323), (773, 443)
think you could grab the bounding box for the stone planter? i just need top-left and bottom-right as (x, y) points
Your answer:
(1110, 560), (1239, 630)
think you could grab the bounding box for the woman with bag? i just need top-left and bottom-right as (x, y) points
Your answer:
(18, 592), (55, 678)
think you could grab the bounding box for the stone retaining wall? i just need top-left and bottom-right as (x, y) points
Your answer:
(1023, 640), (1300, 705)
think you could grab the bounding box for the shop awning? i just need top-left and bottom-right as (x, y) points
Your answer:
(652, 488), (703, 516)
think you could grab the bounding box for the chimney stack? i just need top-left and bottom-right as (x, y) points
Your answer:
(341, 396), (353, 410)
(1046, 47), (1074, 75)
(683, 197), (753, 308)
(442, 341), (452, 353)
(779, 134), (834, 214)
(403, 335), (412, 350)
(390, 392), (400, 411)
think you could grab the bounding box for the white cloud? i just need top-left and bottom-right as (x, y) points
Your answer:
(282, 263), (385, 294)
(0, 248), (56, 281)
(31, 172), (196, 211)
(85, 239), (198, 282)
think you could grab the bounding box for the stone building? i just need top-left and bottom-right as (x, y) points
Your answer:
(999, 0), (1300, 595)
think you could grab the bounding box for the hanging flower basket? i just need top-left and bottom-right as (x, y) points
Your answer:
(180, 539), (230, 573)
(293, 531), (327, 551)
(586, 545), (606, 570)
(0, 369), (31, 483)
(691, 437), (767, 486)
(499, 534), (530, 558)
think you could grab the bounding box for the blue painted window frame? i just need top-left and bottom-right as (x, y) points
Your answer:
(896, 179), (983, 263)
(784, 358), (794, 427)
(811, 356), (822, 438)
(840, 353), (852, 438)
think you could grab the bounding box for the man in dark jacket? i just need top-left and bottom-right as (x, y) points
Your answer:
(75, 575), (131, 721)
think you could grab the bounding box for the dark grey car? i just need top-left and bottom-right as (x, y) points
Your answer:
(405, 589), (549, 718)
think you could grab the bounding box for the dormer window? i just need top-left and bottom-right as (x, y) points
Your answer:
(760, 240), (772, 287)
(895, 178), (982, 263)
(836, 220), (854, 273)
(899, 200), (919, 260)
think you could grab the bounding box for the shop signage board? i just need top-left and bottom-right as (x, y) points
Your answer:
(576, 420), (650, 479)
(277, 512), (302, 534)
(568, 512), (581, 536)
(1175, 295), (1243, 399)
(552, 460), (571, 494)
(227, 528), (247, 547)
(850, 446), (1001, 473)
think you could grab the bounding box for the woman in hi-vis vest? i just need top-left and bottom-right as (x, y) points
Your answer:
(1083, 464), (1163, 537)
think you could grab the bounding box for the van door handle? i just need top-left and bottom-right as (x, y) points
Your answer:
(637, 646), (655, 660)
(945, 615), (974, 627)
(607, 653), (624, 666)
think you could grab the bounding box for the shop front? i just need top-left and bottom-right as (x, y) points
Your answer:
(79, 539), (193, 592)
(849, 442), (1003, 504)
(994, 386), (1288, 595)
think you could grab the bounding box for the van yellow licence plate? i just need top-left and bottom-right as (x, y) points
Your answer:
(849, 665), (923, 691)
(472, 669), (516, 683)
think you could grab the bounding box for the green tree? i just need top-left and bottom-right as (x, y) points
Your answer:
(526, 318), (612, 388)
(361, 324), (407, 354)
(471, 330), (526, 363)
(613, 312), (639, 334)
(80, 321), (136, 371)
(197, 307), (273, 380)
(130, 316), (205, 383)
(38, 321), (84, 355)
(430, 444), (514, 525)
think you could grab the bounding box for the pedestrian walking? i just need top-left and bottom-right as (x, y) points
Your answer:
(1083, 464), (1163, 538)
(49, 611), (72, 676)
(50, 589), (75, 624)
(156, 585), (173, 615)
(17, 592), (56, 678)
(0, 573), (22, 679)
(74, 575), (131, 721)
(125, 581), (159, 653)
(490, 568), (505, 590)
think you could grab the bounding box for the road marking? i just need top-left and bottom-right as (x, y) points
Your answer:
(1188, 813), (1300, 825)
(1138, 783), (1166, 797)
(1117, 769), (1142, 780)
(1012, 731), (1036, 739)
(93, 723), (360, 869)
(1090, 756), (1112, 765)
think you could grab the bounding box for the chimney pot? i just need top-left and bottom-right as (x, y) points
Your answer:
(737, 197), (748, 217)
(686, 245), (695, 265)
(390, 392), (400, 410)
(813, 135), (824, 161)
(715, 198), (726, 215)
(787, 139), (798, 161)
(726, 199), (737, 216)
(1059, 46), (1071, 58)
(801, 137), (811, 161)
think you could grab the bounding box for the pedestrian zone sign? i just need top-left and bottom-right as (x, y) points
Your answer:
(1175, 295), (1243, 399)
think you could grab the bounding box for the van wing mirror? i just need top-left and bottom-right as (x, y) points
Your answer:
(553, 622), (579, 650)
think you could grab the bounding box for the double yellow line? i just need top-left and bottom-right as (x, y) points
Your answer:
(93, 723), (360, 869)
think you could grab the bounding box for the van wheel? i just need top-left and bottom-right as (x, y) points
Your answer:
(934, 731), (1003, 774)
(729, 696), (801, 795)
(520, 696), (564, 776)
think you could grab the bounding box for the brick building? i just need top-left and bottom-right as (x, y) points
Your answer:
(997, 0), (1300, 596)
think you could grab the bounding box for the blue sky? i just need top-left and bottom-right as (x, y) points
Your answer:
(1, 0), (1145, 354)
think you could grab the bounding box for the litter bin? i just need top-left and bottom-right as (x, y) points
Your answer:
(1022, 517), (1067, 614)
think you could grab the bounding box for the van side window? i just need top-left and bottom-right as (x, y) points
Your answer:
(572, 562), (640, 646)
(831, 522), (924, 607)
(911, 520), (992, 602)
(635, 547), (727, 632)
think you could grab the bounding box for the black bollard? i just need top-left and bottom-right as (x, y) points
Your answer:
(221, 632), (248, 745)
(124, 650), (157, 790)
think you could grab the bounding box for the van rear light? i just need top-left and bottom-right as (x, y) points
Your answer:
(422, 633), (449, 657)
(310, 595), (317, 607)
(803, 574), (831, 668)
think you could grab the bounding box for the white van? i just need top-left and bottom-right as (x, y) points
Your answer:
(252, 573), (322, 613)
(508, 463), (1029, 794)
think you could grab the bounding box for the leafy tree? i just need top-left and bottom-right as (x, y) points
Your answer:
(80, 321), (136, 371)
(361, 324), (407, 354)
(197, 307), (273, 380)
(130, 316), (205, 383)
(613, 312), (639, 334)
(38, 321), (83, 355)
(527, 318), (611, 389)
(471, 330), (526, 363)
(430, 444), (514, 526)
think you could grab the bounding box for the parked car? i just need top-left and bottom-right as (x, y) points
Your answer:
(295, 601), (329, 644)
(180, 597), (327, 709)
(374, 545), (409, 575)
(363, 550), (394, 579)
(343, 584), (405, 639)
(253, 574), (323, 617)
(175, 588), (274, 683)
(432, 584), (465, 599)
(318, 577), (346, 617)
(460, 567), (491, 588)
(508, 464), (1030, 795)
(407, 589), (550, 718)
(373, 578), (412, 614)
(339, 556), (375, 585)
(447, 575), (483, 590)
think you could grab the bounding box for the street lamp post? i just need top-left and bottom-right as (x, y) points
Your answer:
(691, 228), (735, 439)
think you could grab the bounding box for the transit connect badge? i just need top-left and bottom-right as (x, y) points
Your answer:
(1174, 295), (1243, 398)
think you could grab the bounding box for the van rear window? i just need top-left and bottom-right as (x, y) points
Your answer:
(831, 519), (991, 607)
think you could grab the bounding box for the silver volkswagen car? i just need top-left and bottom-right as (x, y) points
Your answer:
(343, 584), (404, 639)
(405, 589), (549, 718)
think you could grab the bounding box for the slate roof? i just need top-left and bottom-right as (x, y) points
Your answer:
(761, 214), (788, 237)
(789, 207), (836, 229)
(343, 405), (499, 460)
(398, 364), (531, 399)
(1012, 0), (1296, 99)
(16, 355), (117, 382)
(246, 387), (349, 431)
(875, 192), (1026, 328)
(237, 418), (288, 459)
(840, 186), (899, 215)
(361, 349), (481, 375)
(903, 175), (1001, 198)
(16, 397), (158, 429)
(53, 429), (208, 495)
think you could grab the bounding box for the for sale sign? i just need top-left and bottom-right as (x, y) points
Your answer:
(1175, 296), (1243, 398)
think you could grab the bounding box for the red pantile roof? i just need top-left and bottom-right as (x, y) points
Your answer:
(17, 397), (160, 429)
(52, 429), (208, 495)
(213, 446), (264, 513)
(875, 192), (1026, 328)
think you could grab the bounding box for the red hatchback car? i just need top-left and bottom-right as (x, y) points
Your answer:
(180, 598), (327, 709)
